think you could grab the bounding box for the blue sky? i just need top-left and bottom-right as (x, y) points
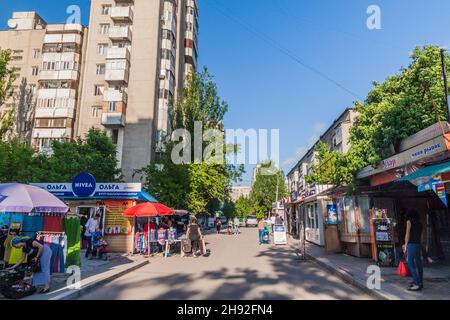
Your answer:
(2, 0), (450, 185)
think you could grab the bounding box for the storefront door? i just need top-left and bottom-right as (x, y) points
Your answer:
(77, 206), (106, 234)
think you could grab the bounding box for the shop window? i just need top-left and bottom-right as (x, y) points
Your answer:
(344, 197), (356, 233)
(357, 196), (371, 233)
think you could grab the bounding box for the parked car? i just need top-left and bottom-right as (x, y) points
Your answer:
(220, 215), (228, 225)
(245, 215), (258, 227)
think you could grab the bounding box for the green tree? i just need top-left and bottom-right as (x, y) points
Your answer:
(139, 68), (244, 213)
(306, 46), (450, 189)
(250, 161), (287, 219)
(0, 139), (44, 183)
(235, 196), (252, 219)
(42, 128), (123, 182)
(0, 49), (16, 139)
(222, 199), (236, 219)
(305, 141), (342, 185)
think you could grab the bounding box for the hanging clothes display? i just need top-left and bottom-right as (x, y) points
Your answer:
(36, 232), (67, 274)
(168, 228), (176, 245)
(63, 217), (81, 267)
(3, 235), (29, 264)
(0, 213), (10, 227)
(134, 232), (148, 254)
(22, 215), (44, 238)
(43, 215), (63, 232)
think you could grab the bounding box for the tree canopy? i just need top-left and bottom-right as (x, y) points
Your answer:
(306, 45), (450, 188)
(235, 195), (252, 219)
(250, 161), (287, 219)
(0, 49), (16, 140)
(139, 68), (244, 214)
(0, 128), (122, 183)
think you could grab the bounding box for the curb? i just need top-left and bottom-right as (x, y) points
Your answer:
(49, 260), (149, 300)
(304, 252), (391, 300)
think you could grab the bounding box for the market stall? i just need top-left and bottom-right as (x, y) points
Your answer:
(0, 183), (69, 270)
(32, 172), (158, 254)
(123, 203), (186, 257)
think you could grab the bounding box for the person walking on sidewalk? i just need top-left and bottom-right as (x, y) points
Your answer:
(186, 217), (203, 257)
(233, 216), (240, 235)
(215, 217), (222, 234)
(258, 218), (267, 245)
(84, 213), (100, 259)
(404, 209), (423, 291)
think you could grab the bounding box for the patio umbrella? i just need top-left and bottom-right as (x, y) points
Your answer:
(0, 183), (69, 213)
(123, 202), (173, 256)
(123, 202), (173, 217)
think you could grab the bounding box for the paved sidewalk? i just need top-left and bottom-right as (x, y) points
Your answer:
(19, 252), (149, 300)
(289, 237), (450, 300)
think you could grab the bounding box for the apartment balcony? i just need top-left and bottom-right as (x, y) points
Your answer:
(37, 88), (77, 99)
(103, 89), (128, 103)
(109, 26), (132, 41)
(35, 106), (76, 119)
(32, 128), (72, 139)
(105, 68), (129, 84)
(39, 70), (79, 81)
(101, 112), (125, 127)
(110, 6), (133, 22)
(106, 47), (130, 61)
(44, 33), (82, 44)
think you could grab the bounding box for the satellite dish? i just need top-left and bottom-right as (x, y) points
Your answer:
(7, 19), (18, 30)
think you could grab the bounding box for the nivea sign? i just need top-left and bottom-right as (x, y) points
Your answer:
(72, 172), (97, 198)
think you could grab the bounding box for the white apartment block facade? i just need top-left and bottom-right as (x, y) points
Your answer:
(77, 0), (199, 179)
(1, 0), (198, 180)
(287, 108), (359, 196)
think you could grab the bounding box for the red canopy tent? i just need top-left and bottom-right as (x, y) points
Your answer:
(123, 202), (174, 255)
(123, 202), (173, 217)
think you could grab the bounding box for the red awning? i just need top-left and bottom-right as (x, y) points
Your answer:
(123, 202), (174, 217)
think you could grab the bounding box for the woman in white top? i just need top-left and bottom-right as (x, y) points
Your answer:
(85, 214), (100, 258)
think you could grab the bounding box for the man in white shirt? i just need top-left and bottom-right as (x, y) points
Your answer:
(85, 213), (100, 258)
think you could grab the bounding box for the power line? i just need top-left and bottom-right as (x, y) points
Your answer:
(273, 0), (410, 53)
(206, 0), (363, 100)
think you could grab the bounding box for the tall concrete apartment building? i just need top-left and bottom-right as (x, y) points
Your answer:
(0, 12), (87, 152)
(77, 0), (199, 179)
(1, 0), (199, 180)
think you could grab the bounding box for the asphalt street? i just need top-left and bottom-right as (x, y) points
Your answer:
(79, 227), (372, 300)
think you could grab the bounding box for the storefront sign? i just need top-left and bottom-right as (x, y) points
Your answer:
(358, 134), (450, 179)
(399, 121), (450, 152)
(104, 200), (133, 236)
(72, 172), (96, 198)
(370, 218), (395, 267)
(273, 225), (287, 245)
(291, 191), (298, 203)
(326, 204), (338, 225)
(434, 183), (447, 207)
(32, 178), (143, 200)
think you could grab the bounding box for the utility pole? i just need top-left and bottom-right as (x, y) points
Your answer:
(440, 48), (450, 122)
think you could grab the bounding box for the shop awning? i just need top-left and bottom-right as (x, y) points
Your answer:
(399, 161), (450, 182)
(138, 190), (158, 203)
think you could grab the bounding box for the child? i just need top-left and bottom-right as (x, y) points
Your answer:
(94, 235), (109, 261)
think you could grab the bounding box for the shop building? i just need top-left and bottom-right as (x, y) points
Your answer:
(32, 172), (156, 253)
(327, 122), (450, 262)
(285, 108), (358, 247)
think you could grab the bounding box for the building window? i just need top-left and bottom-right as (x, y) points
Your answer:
(96, 64), (106, 75)
(31, 66), (39, 76)
(94, 85), (104, 96)
(32, 49), (40, 59)
(92, 106), (102, 118)
(108, 101), (116, 112)
(99, 24), (110, 35)
(101, 5), (111, 15)
(97, 43), (108, 55)
(111, 129), (119, 145)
